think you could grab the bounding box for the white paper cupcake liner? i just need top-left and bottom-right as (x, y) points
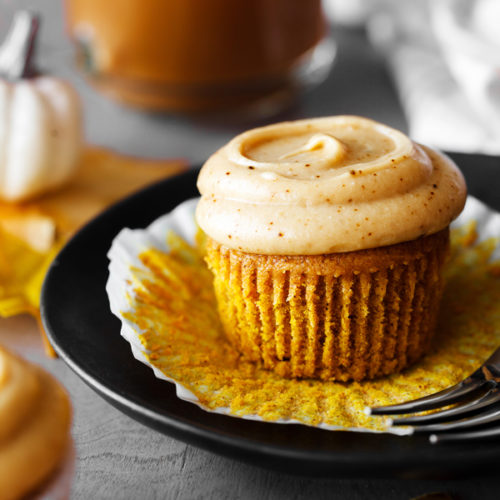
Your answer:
(106, 196), (500, 435)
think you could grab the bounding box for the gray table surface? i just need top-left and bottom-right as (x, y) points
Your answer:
(2, 1), (500, 499)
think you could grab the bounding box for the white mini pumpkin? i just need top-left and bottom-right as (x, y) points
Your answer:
(0, 76), (82, 202)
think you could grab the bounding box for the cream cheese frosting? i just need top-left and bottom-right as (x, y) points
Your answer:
(0, 346), (71, 500)
(196, 116), (467, 254)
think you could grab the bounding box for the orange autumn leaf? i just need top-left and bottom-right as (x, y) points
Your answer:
(31, 147), (187, 238)
(0, 147), (186, 355)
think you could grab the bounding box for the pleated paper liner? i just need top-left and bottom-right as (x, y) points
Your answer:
(107, 197), (500, 434)
(205, 230), (448, 381)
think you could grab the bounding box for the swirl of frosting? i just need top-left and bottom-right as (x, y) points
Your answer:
(196, 116), (466, 254)
(0, 346), (71, 500)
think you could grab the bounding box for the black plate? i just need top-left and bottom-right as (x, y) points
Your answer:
(41, 153), (500, 478)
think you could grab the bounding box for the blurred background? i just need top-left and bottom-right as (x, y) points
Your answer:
(0, 0), (391, 166)
(1, 0), (498, 164)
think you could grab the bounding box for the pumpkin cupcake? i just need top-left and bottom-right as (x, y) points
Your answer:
(196, 116), (466, 381)
(0, 346), (72, 500)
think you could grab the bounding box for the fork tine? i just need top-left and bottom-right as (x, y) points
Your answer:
(368, 372), (488, 415)
(391, 387), (500, 426)
(430, 426), (500, 444)
(410, 404), (500, 434)
(369, 346), (500, 416)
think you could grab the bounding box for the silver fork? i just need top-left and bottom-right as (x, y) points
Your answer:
(367, 346), (500, 443)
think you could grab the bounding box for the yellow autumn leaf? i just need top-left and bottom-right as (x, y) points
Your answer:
(0, 147), (186, 356)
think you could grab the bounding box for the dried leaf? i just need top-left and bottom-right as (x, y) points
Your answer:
(0, 147), (186, 355)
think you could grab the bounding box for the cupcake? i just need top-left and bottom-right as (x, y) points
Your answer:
(0, 346), (72, 500)
(196, 116), (466, 381)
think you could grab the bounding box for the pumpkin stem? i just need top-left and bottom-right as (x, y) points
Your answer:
(0, 10), (40, 81)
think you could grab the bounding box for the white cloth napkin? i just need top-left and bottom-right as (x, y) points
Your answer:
(366, 0), (500, 155)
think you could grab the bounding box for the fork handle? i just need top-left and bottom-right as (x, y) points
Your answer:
(483, 346), (500, 382)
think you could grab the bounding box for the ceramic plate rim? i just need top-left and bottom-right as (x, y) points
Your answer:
(40, 165), (500, 478)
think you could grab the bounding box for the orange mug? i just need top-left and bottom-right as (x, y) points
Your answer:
(65, 0), (330, 113)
